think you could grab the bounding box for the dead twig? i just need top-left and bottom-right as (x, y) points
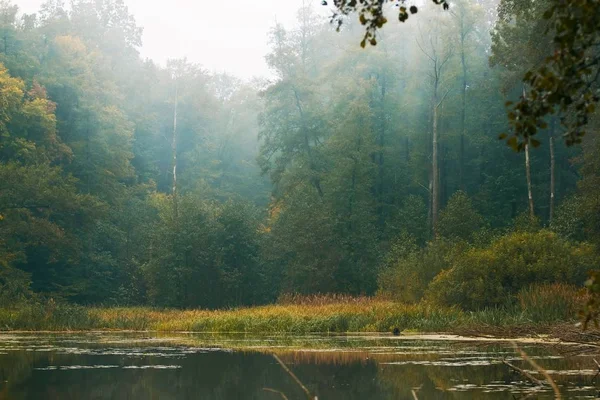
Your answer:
(272, 354), (316, 400)
(411, 389), (419, 400)
(263, 387), (290, 400)
(592, 359), (600, 383)
(503, 360), (545, 386)
(512, 342), (561, 399)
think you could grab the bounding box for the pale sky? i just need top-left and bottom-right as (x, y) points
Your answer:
(15, 0), (329, 79)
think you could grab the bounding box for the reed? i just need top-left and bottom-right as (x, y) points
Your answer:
(0, 291), (582, 333)
(517, 283), (586, 323)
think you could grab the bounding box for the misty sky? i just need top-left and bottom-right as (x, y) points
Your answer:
(16, 0), (329, 79)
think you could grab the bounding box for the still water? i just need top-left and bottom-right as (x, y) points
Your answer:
(0, 333), (597, 399)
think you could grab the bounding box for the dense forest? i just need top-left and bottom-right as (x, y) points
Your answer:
(0, 0), (599, 311)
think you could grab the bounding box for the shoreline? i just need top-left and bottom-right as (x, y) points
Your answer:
(0, 301), (589, 344)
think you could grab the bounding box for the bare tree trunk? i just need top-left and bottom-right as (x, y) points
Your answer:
(525, 143), (534, 220)
(378, 76), (386, 228)
(549, 123), (555, 223)
(416, 24), (452, 238)
(432, 99), (440, 236)
(459, 38), (467, 191)
(172, 79), (179, 218)
(548, 136), (556, 223)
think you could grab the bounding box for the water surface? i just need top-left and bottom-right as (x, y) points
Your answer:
(0, 332), (597, 399)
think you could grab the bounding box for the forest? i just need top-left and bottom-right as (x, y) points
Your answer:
(0, 0), (599, 321)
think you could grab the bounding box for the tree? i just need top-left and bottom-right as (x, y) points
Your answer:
(416, 14), (454, 235)
(259, 21), (327, 197)
(329, 0), (600, 148)
(450, 0), (483, 190)
(437, 191), (484, 242)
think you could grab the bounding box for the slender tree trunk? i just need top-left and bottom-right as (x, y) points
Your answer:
(378, 77), (386, 228)
(549, 123), (556, 223)
(459, 35), (467, 191)
(525, 143), (535, 220)
(86, 113), (92, 194)
(172, 79), (179, 218)
(432, 99), (440, 236)
(521, 87), (535, 221)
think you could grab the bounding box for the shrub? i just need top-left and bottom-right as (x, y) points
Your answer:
(426, 230), (598, 310)
(0, 266), (35, 308)
(437, 191), (485, 242)
(378, 239), (467, 303)
(551, 196), (586, 241)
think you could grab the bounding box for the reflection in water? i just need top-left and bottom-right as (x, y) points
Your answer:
(0, 333), (596, 399)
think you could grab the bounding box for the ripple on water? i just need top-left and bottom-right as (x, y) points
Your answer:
(122, 365), (182, 369)
(35, 365), (182, 370)
(381, 360), (502, 367)
(35, 365), (120, 371)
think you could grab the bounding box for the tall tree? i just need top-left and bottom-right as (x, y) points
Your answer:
(416, 18), (454, 235)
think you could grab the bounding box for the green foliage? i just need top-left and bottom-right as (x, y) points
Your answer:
(378, 239), (466, 303)
(437, 191), (485, 242)
(0, 299), (98, 330)
(0, 0), (596, 317)
(517, 283), (585, 323)
(493, 0), (600, 148)
(387, 196), (429, 245)
(426, 231), (597, 310)
(143, 194), (266, 309)
(0, 266), (34, 308)
(551, 196), (586, 241)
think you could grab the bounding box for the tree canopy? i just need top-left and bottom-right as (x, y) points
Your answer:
(329, 0), (600, 150)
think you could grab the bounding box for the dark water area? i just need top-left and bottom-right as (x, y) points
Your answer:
(0, 333), (597, 399)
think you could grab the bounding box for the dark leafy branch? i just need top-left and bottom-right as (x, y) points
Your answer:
(326, 0), (449, 48)
(501, 0), (600, 150)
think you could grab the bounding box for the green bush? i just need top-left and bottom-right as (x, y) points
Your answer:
(437, 191), (485, 242)
(426, 230), (598, 310)
(378, 239), (467, 303)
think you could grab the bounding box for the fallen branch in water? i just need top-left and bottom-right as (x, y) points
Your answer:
(502, 360), (545, 386)
(512, 342), (561, 399)
(272, 354), (317, 400)
(592, 358), (600, 383)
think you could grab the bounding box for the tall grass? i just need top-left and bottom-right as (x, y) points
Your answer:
(0, 288), (584, 334)
(0, 300), (97, 331)
(518, 283), (586, 323)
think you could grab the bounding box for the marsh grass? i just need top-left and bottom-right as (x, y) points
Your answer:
(0, 289), (583, 333)
(518, 283), (586, 322)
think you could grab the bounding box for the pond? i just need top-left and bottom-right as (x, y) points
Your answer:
(0, 332), (597, 399)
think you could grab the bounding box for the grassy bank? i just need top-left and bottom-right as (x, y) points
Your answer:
(0, 286), (584, 335)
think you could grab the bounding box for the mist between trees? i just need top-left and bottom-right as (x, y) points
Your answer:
(0, 0), (598, 313)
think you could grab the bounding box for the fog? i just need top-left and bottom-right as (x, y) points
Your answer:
(1, 0), (596, 323)
(16, 0), (329, 78)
